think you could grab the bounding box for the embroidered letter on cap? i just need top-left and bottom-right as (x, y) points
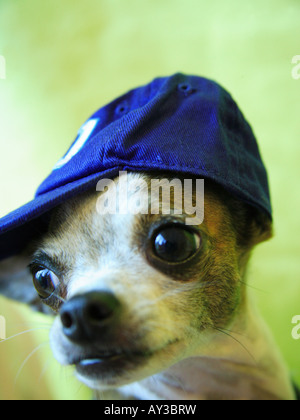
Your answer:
(53, 118), (99, 170)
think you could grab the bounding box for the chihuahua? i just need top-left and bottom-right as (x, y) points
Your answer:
(0, 73), (298, 400)
(0, 171), (296, 400)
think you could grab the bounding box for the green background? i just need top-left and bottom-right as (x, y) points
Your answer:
(0, 0), (299, 400)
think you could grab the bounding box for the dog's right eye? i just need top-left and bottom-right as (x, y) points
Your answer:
(31, 267), (59, 299)
(150, 224), (201, 264)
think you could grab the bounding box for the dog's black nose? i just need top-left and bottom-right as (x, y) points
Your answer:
(60, 291), (121, 344)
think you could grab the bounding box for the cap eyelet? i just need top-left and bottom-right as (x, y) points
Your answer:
(115, 102), (129, 116)
(178, 83), (193, 94)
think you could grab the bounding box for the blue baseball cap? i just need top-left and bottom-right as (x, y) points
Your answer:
(0, 73), (272, 260)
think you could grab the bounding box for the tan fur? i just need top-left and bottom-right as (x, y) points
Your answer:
(26, 173), (295, 400)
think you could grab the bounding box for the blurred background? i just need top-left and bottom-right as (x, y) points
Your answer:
(0, 0), (299, 400)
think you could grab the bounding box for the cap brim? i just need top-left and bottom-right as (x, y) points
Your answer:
(0, 161), (272, 260)
(0, 167), (124, 260)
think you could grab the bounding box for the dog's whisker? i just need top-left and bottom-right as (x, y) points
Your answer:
(213, 326), (257, 365)
(38, 358), (52, 385)
(0, 327), (51, 344)
(139, 323), (175, 336)
(93, 390), (106, 400)
(139, 318), (198, 339)
(137, 281), (222, 309)
(133, 289), (190, 309)
(215, 326), (249, 339)
(239, 278), (268, 294)
(14, 341), (50, 385)
(53, 292), (66, 304)
(4, 321), (53, 328)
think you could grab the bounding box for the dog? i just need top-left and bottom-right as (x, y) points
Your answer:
(0, 172), (296, 400)
(0, 73), (297, 399)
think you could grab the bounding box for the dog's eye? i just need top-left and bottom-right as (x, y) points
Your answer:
(153, 226), (201, 263)
(32, 268), (59, 299)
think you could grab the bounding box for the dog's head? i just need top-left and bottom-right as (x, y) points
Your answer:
(0, 171), (272, 391)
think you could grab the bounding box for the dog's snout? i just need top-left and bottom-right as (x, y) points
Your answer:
(60, 291), (121, 344)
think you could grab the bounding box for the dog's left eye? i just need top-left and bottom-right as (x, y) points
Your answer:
(152, 225), (201, 263)
(32, 268), (59, 299)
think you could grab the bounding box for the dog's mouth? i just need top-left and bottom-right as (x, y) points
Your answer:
(75, 350), (148, 379)
(72, 341), (179, 382)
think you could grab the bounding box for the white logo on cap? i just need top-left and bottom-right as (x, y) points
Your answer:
(53, 118), (99, 170)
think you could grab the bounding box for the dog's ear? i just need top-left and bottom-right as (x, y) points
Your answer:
(0, 254), (46, 312)
(230, 200), (273, 248)
(204, 179), (273, 249)
(246, 208), (273, 246)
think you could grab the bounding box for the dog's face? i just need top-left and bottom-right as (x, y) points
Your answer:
(0, 172), (272, 391)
